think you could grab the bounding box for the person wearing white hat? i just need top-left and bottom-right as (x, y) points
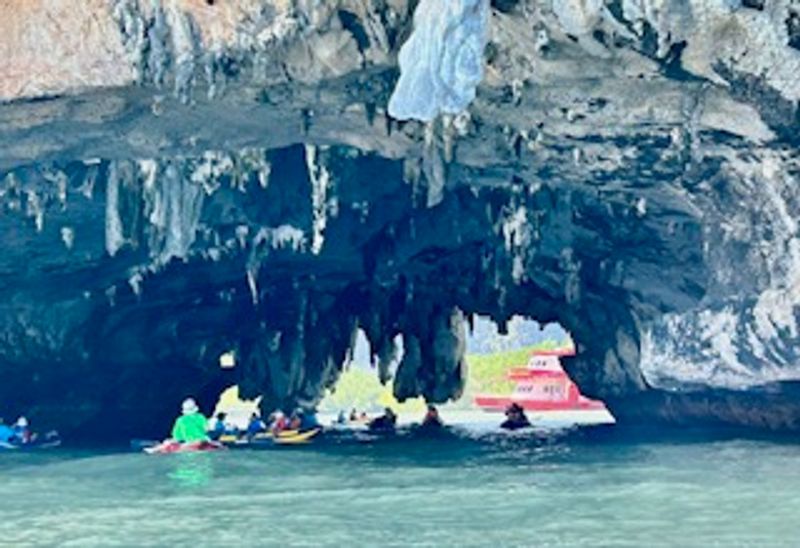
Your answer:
(170, 398), (208, 443)
(270, 410), (288, 434)
(12, 416), (31, 444)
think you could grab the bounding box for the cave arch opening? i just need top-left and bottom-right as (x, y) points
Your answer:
(210, 315), (615, 430)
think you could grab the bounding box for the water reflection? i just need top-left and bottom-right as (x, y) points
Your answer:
(167, 453), (214, 488)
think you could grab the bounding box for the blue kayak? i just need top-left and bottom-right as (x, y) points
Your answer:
(0, 433), (61, 451)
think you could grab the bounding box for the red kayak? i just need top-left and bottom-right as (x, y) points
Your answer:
(144, 440), (225, 454)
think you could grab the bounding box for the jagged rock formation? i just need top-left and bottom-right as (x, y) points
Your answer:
(1, 0), (800, 436)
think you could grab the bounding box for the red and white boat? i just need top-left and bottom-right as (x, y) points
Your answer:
(474, 348), (610, 420)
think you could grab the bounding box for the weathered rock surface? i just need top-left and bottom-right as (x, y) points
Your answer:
(1, 0), (800, 437)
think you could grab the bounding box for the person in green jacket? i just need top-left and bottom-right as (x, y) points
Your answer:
(171, 398), (208, 443)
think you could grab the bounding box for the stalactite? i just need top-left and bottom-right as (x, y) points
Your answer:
(104, 162), (125, 257)
(422, 120), (446, 207)
(304, 145), (332, 255)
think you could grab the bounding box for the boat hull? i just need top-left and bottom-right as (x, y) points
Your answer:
(474, 394), (607, 412)
(144, 440), (225, 454)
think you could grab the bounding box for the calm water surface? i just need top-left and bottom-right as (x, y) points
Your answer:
(0, 427), (798, 547)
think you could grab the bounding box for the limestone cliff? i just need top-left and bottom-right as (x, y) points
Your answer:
(1, 0), (799, 436)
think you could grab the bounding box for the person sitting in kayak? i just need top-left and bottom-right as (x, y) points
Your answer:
(421, 405), (443, 428)
(12, 417), (32, 444)
(369, 407), (397, 432)
(500, 403), (531, 430)
(270, 410), (288, 434)
(246, 413), (267, 438)
(349, 408), (358, 422)
(288, 410), (303, 431)
(299, 410), (319, 431)
(207, 412), (231, 440)
(171, 398), (209, 443)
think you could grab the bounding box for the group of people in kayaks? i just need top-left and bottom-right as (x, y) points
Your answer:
(0, 416), (60, 450)
(143, 396), (534, 453)
(207, 408), (320, 441)
(332, 402), (532, 432)
(146, 398), (323, 453)
(334, 404), (442, 432)
(149, 399), (456, 453)
(5, 399), (535, 454)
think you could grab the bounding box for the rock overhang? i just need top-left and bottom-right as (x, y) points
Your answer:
(1, 0), (800, 435)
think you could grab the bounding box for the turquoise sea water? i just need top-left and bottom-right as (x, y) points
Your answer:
(1, 427), (799, 547)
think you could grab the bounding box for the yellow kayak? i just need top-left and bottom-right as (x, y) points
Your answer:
(220, 429), (300, 442)
(218, 434), (239, 443)
(218, 429), (318, 446)
(272, 428), (321, 445)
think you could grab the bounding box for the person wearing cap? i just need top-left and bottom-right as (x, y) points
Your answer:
(170, 398), (209, 443)
(12, 417), (32, 444)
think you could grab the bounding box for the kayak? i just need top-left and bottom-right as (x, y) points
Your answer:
(143, 440), (225, 454)
(0, 434), (61, 451)
(272, 428), (320, 445)
(327, 422), (369, 432)
(219, 428), (321, 447)
(218, 429), (301, 444)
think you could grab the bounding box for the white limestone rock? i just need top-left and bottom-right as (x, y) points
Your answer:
(388, 0), (490, 121)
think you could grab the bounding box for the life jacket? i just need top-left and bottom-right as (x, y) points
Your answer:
(247, 418), (265, 435)
(13, 426), (31, 443)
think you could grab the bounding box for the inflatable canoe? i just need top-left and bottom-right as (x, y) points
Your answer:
(143, 440), (225, 454)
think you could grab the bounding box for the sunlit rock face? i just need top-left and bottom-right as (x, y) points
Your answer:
(1, 0), (800, 436)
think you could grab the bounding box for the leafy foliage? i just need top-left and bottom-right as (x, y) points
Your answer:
(320, 339), (570, 412)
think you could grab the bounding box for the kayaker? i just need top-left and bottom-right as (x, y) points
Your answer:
(207, 412), (230, 440)
(300, 410), (319, 431)
(12, 417), (32, 444)
(369, 407), (397, 431)
(421, 404), (443, 428)
(270, 410), (288, 434)
(170, 398), (209, 443)
(500, 403), (531, 430)
(288, 410), (302, 430)
(349, 408), (358, 422)
(246, 413), (267, 437)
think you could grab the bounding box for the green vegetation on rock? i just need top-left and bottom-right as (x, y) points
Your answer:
(320, 340), (569, 413)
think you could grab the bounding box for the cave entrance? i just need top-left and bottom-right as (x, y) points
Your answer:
(210, 385), (261, 432)
(461, 316), (615, 428)
(207, 316), (614, 431)
(317, 316), (615, 428)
